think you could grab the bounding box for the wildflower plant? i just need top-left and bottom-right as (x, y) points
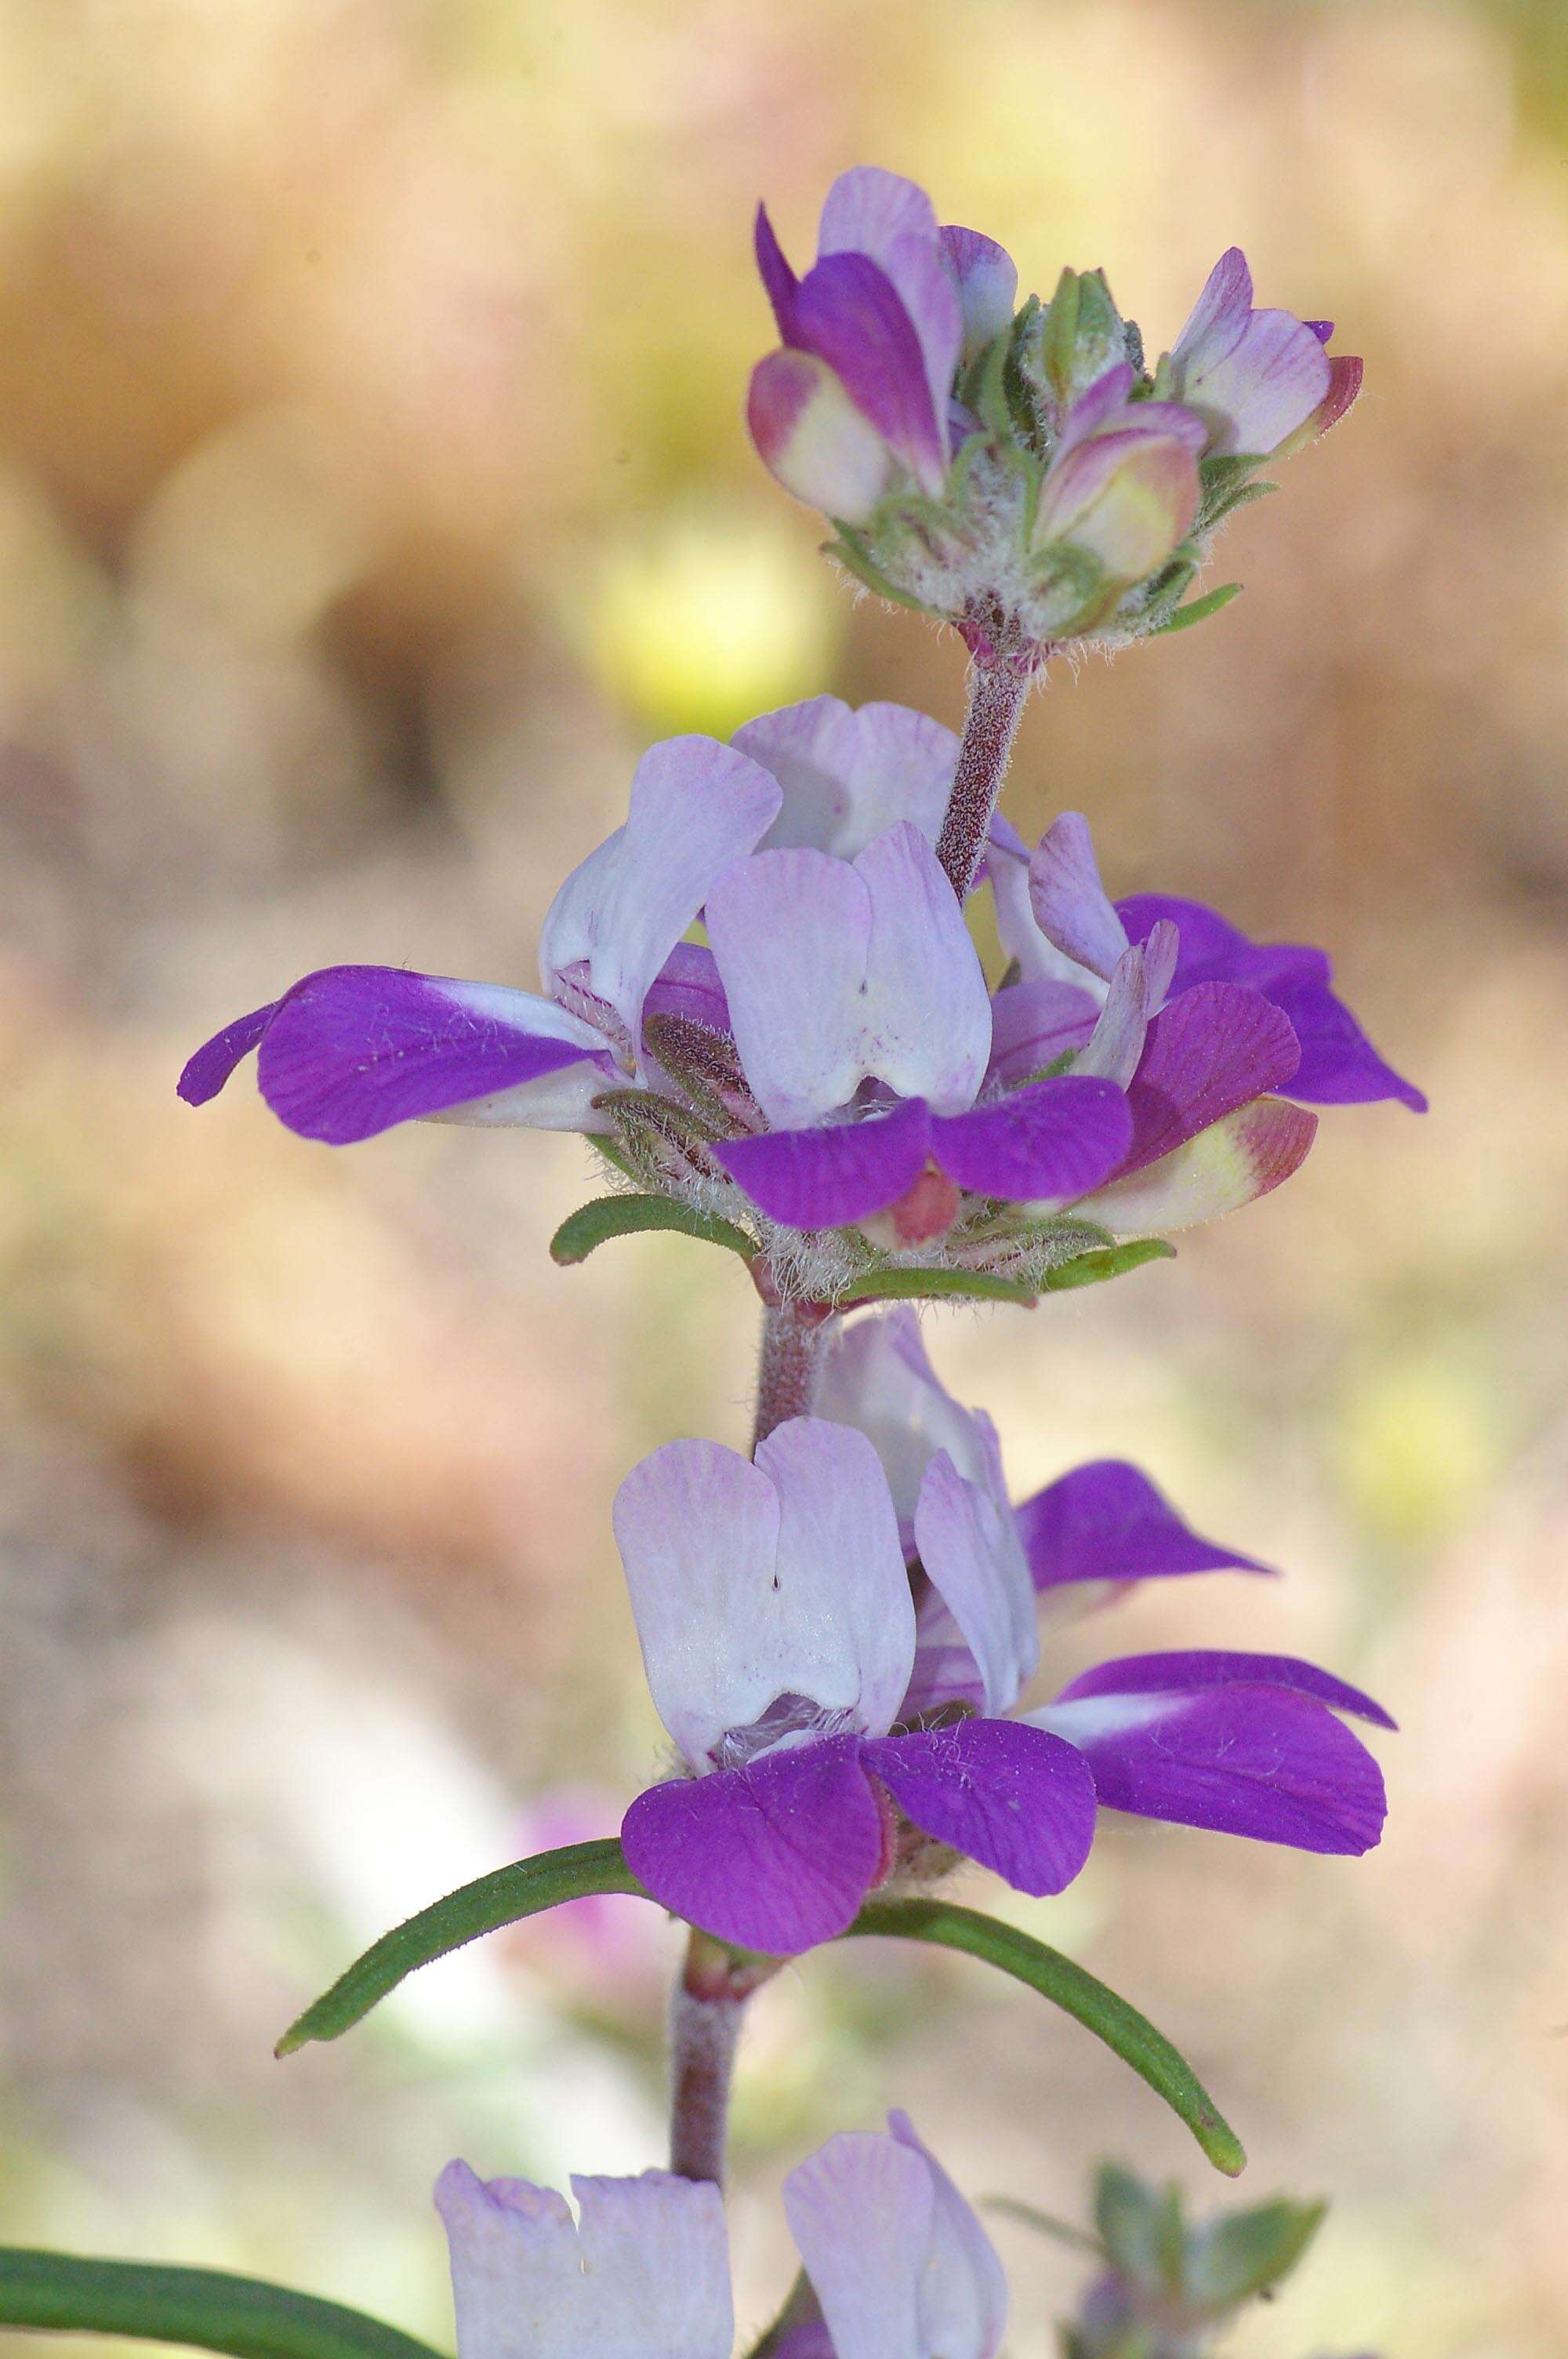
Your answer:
(0, 169), (1410, 2359)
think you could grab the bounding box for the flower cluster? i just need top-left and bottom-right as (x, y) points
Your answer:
(747, 169), (1361, 656)
(164, 163), (1408, 2359)
(180, 695), (1416, 1308)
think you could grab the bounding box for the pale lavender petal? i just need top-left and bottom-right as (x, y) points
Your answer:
(818, 165), (939, 263)
(748, 348), (896, 524)
(435, 2158), (732, 2359)
(621, 1738), (885, 1954)
(817, 167), (963, 438)
(1075, 1096), (1317, 1234)
(612, 1425), (912, 1768)
(866, 1718), (1098, 1896)
(1033, 1684), (1386, 1855)
(987, 822), (1102, 992)
(784, 2132), (938, 2359)
(736, 696), (958, 859)
(1173, 246), (1253, 356)
(178, 1001), (277, 1104)
(931, 1074), (1131, 1203)
(941, 224), (1018, 363)
(853, 821), (992, 1114)
(791, 252), (948, 496)
(1070, 939), (1162, 1087)
(1118, 892), (1425, 1110)
(1017, 1459), (1272, 1591)
(1170, 248), (1331, 457)
(717, 1100), (933, 1230)
(1054, 1648), (1395, 1727)
(912, 1451), (1037, 1716)
(252, 969), (613, 1144)
(1028, 813), (1130, 981)
(539, 734), (780, 1045)
(887, 2112), (1010, 2359)
(986, 978), (1100, 1085)
(816, 1306), (1003, 1528)
(1054, 362), (1138, 453)
(1119, 981), (1301, 1175)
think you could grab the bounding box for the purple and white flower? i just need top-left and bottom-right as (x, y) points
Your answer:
(1167, 247), (1362, 461)
(614, 1407), (1389, 1957)
(435, 2110), (1006, 2359)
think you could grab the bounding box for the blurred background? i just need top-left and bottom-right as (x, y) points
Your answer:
(0, 1), (1563, 2354)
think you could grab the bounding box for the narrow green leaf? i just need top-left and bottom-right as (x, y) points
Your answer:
(1152, 581), (1244, 637)
(0, 2250), (444, 2359)
(550, 1194), (757, 1267)
(277, 1840), (648, 2055)
(1041, 1238), (1175, 1291)
(982, 2197), (1107, 2259)
(843, 1267), (1038, 1307)
(840, 1900), (1246, 2175)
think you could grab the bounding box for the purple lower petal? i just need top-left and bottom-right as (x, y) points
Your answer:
(932, 1076), (1131, 1203)
(1120, 893), (1425, 1112)
(789, 252), (948, 496)
(1042, 1685), (1387, 1855)
(866, 1718), (1097, 1897)
(755, 202), (800, 336)
(717, 1098), (932, 1229)
(620, 1737), (886, 1956)
(1016, 1459), (1272, 1591)
(1120, 982), (1300, 1176)
(256, 967), (612, 1143)
(178, 1001), (278, 1105)
(1054, 1648), (1395, 1729)
(641, 943), (731, 1036)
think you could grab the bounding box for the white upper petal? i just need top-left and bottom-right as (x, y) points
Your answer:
(612, 1419), (914, 1768)
(817, 1307), (1000, 1529)
(913, 1451), (1039, 1717)
(987, 823), (1105, 996)
(1028, 812), (1131, 982)
(707, 823), (990, 1126)
(539, 735), (780, 1049)
(735, 698), (959, 860)
(784, 2115), (1007, 2359)
(436, 2161), (731, 2359)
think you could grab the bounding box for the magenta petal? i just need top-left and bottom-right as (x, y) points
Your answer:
(256, 967), (612, 1143)
(641, 943), (731, 1036)
(1048, 1684), (1387, 1855)
(931, 1076), (1131, 1202)
(1054, 1648), (1395, 1729)
(866, 1719), (1097, 1897)
(717, 1098), (933, 1229)
(1017, 1459), (1272, 1590)
(1119, 893), (1425, 1112)
(790, 252), (947, 493)
(621, 1738), (884, 1955)
(178, 1001), (278, 1105)
(754, 202), (800, 333)
(1119, 981), (1300, 1176)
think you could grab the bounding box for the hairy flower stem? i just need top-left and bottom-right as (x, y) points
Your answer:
(668, 1931), (782, 2185)
(935, 650), (1033, 902)
(752, 1295), (833, 1448)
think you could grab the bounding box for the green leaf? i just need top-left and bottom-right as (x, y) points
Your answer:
(982, 2197), (1107, 2259)
(1189, 2197), (1325, 2310)
(550, 1194), (758, 1267)
(843, 1267), (1039, 1307)
(825, 525), (932, 612)
(1094, 2162), (1171, 2288)
(0, 2250), (444, 2359)
(1041, 1237), (1175, 1290)
(277, 1840), (648, 2055)
(1152, 580), (1244, 637)
(840, 1900), (1246, 2175)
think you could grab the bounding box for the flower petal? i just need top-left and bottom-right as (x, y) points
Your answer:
(817, 168), (964, 443)
(612, 1423), (913, 1769)
(1016, 1459), (1272, 1591)
(1027, 813), (1131, 982)
(246, 968), (613, 1144)
(540, 735), (780, 1047)
(178, 1001), (278, 1105)
(866, 1718), (1098, 1896)
(912, 1450), (1038, 1716)
(931, 1074), (1132, 1204)
(1119, 980), (1301, 1174)
(640, 941), (730, 1036)
(1118, 892), (1425, 1110)
(1073, 1096), (1317, 1234)
(1170, 247), (1332, 457)
(747, 348), (897, 524)
(785, 2114), (1007, 2359)
(986, 978), (1100, 1085)
(1052, 1648), (1395, 1728)
(1032, 1683), (1386, 1855)
(435, 2158), (733, 2359)
(717, 1100), (934, 1230)
(941, 225), (1018, 365)
(816, 1306), (1003, 1528)
(754, 202), (800, 333)
(735, 696), (959, 860)
(790, 250), (948, 496)
(621, 1738), (885, 1954)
